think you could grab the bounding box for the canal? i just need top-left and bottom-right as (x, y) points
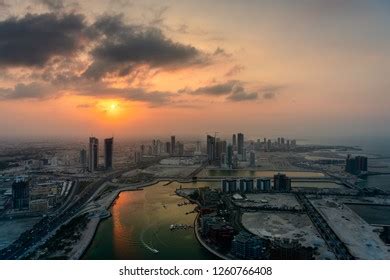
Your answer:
(83, 171), (345, 259)
(83, 181), (217, 259)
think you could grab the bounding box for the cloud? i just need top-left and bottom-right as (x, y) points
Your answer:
(83, 14), (207, 80)
(0, 12), (86, 67)
(226, 85), (258, 101)
(73, 83), (175, 107)
(0, 0), (10, 9)
(0, 82), (54, 99)
(76, 103), (95, 109)
(0, 80), (175, 106)
(213, 47), (230, 57)
(224, 64), (245, 77)
(259, 85), (284, 100)
(37, 0), (64, 11)
(189, 80), (238, 96)
(263, 92), (275, 99)
(184, 80), (284, 102)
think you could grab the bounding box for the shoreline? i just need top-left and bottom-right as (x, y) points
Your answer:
(75, 179), (161, 259)
(193, 212), (229, 260)
(69, 171), (368, 260)
(77, 178), (228, 260)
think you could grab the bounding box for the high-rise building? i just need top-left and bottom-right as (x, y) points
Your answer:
(207, 135), (216, 163)
(177, 141), (184, 156)
(157, 139), (162, 155)
(171, 136), (176, 155)
(237, 133), (244, 155)
(232, 134), (237, 146)
(266, 139), (272, 151)
(345, 155), (368, 175)
(227, 144), (233, 168)
(222, 179), (238, 193)
(249, 151), (256, 167)
(134, 151), (140, 164)
(291, 139), (297, 148)
(256, 178), (271, 192)
(88, 137), (99, 172)
(273, 173), (291, 192)
(104, 137), (113, 170)
(12, 178), (30, 210)
(220, 153), (226, 166)
(194, 141), (202, 155)
(80, 149), (87, 168)
(165, 141), (171, 154)
(216, 139), (227, 160)
(239, 178), (254, 192)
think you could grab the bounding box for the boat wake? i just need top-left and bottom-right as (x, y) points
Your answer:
(140, 224), (159, 254)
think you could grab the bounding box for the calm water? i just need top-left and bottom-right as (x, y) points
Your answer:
(347, 204), (390, 225)
(83, 178), (345, 260)
(83, 181), (217, 260)
(200, 170), (325, 178)
(357, 175), (390, 191)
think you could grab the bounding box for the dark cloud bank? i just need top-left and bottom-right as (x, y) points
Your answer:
(0, 8), (281, 105)
(184, 80), (282, 102)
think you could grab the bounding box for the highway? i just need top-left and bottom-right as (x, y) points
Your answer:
(0, 170), (123, 259)
(0, 158), (164, 260)
(295, 193), (354, 260)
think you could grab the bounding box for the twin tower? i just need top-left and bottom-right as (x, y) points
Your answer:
(88, 137), (113, 172)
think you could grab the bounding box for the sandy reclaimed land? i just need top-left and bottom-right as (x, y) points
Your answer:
(242, 212), (334, 259)
(309, 196), (390, 259)
(236, 193), (303, 210)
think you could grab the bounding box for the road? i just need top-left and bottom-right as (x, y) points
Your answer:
(295, 193), (354, 260)
(0, 158), (164, 260)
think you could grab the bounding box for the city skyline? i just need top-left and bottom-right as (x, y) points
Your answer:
(0, 0), (389, 139)
(1, 0), (390, 266)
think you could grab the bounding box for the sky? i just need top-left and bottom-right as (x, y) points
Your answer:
(0, 0), (389, 141)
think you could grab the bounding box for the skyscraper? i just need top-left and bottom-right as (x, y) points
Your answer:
(232, 134), (237, 146)
(165, 141), (171, 154)
(171, 135), (176, 156)
(345, 155), (368, 175)
(249, 151), (256, 167)
(80, 149), (87, 169)
(216, 139), (227, 160)
(237, 133), (244, 156)
(207, 135), (216, 163)
(195, 141), (201, 155)
(88, 137), (99, 172)
(273, 173), (291, 192)
(227, 144), (233, 168)
(104, 137), (113, 170)
(12, 178), (30, 210)
(177, 141), (184, 156)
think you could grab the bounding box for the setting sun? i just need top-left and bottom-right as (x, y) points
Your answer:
(98, 100), (122, 116)
(108, 103), (118, 112)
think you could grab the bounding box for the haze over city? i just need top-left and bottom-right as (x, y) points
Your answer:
(1, 0), (390, 264)
(0, 0), (389, 140)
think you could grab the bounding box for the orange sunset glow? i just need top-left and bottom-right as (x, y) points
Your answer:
(0, 0), (389, 141)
